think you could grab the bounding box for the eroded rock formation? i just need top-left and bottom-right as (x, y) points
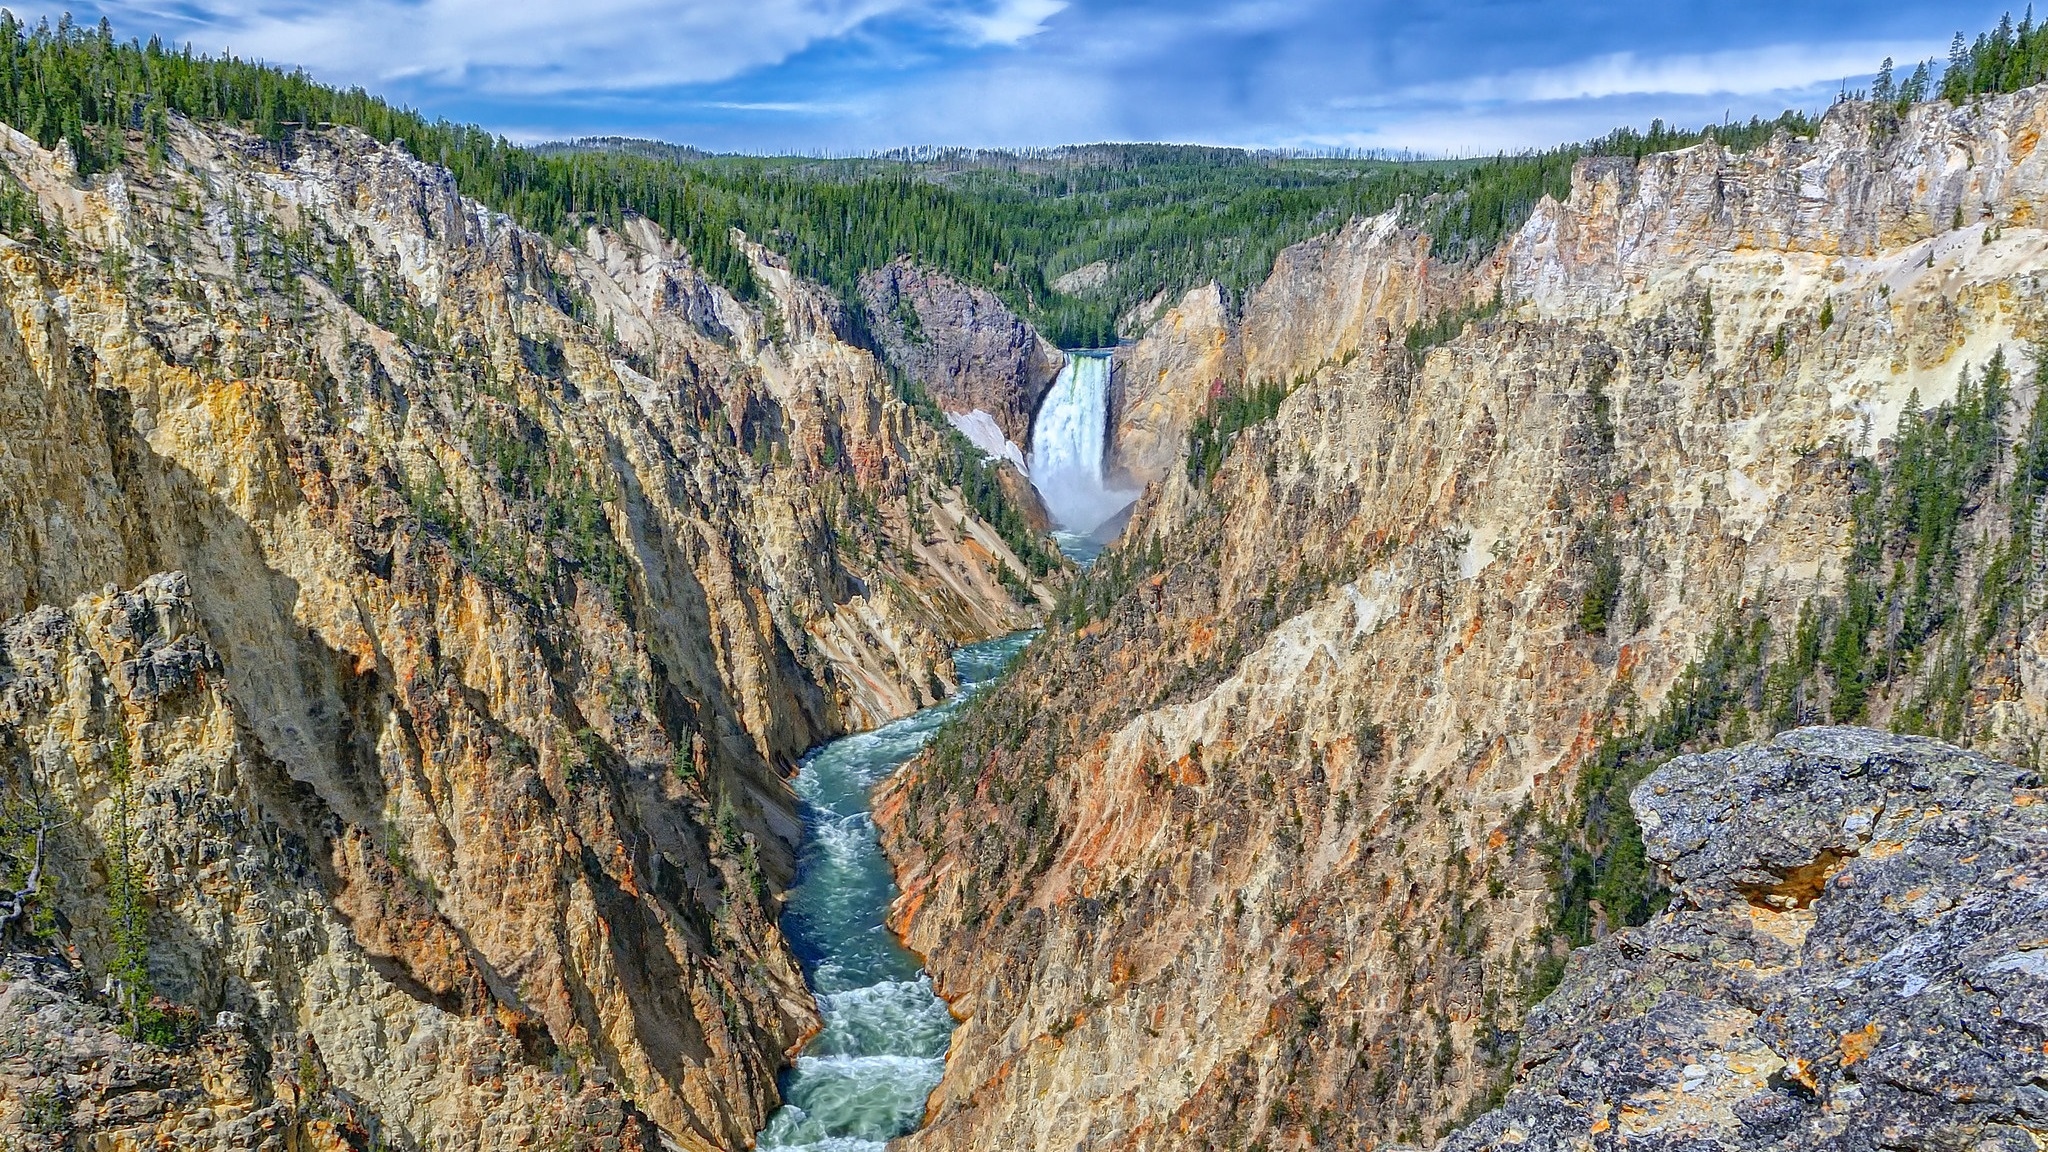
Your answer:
(0, 112), (1043, 1152)
(884, 91), (2048, 1151)
(1450, 727), (2048, 1151)
(859, 258), (1063, 447)
(1, 575), (674, 1152)
(1106, 213), (1466, 489)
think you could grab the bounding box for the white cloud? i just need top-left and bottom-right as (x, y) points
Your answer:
(704, 99), (869, 114)
(1450, 39), (1948, 104)
(1276, 37), (1952, 155)
(24, 0), (1038, 94)
(952, 0), (1066, 46)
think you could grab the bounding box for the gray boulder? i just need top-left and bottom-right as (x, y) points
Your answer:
(1445, 727), (2048, 1152)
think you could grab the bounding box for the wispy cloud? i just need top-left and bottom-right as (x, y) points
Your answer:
(950, 0), (1067, 45)
(3, 0), (1997, 151)
(28, 0), (1008, 91)
(1464, 40), (1951, 104)
(703, 99), (868, 115)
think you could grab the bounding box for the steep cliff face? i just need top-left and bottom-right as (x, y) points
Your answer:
(0, 113), (1042, 1152)
(1451, 727), (2048, 1151)
(1107, 214), (1468, 489)
(1106, 284), (1233, 489)
(859, 259), (1064, 448)
(883, 91), (2048, 1150)
(2, 576), (673, 1152)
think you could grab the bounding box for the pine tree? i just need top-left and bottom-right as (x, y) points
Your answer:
(1902, 61), (1932, 107)
(1948, 32), (1974, 99)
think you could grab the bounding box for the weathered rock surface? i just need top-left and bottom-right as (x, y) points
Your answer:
(1107, 283), (1233, 489)
(1447, 727), (2048, 1152)
(859, 258), (1064, 446)
(885, 91), (2048, 1152)
(1107, 213), (1468, 489)
(0, 576), (667, 1152)
(0, 112), (1044, 1152)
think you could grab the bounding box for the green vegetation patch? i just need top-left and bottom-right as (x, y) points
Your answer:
(890, 372), (1061, 581)
(1938, 10), (2048, 101)
(1186, 378), (1291, 487)
(1539, 347), (2044, 997)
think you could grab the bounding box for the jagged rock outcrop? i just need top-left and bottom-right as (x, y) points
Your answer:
(1107, 283), (1233, 489)
(859, 258), (1063, 446)
(1447, 727), (2048, 1151)
(0, 575), (670, 1152)
(0, 111), (1045, 1152)
(884, 91), (2048, 1151)
(1107, 213), (1467, 489)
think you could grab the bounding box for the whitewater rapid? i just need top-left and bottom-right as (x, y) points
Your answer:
(755, 633), (1032, 1152)
(1029, 352), (1136, 535)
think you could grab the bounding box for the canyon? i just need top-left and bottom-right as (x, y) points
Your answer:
(0, 113), (1045, 1152)
(2, 44), (2047, 1152)
(879, 89), (2048, 1150)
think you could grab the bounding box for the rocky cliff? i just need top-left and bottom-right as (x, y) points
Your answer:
(859, 259), (1063, 448)
(2, 575), (674, 1152)
(883, 89), (2048, 1150)
(1450, 727), (2048, 1151)
(1106, 283), (1233, 489)
(1107, 213), (1466, 489)
(0, 112), (1044, 1152)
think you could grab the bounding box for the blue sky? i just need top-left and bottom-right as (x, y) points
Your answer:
(7, 1), (2013, 152)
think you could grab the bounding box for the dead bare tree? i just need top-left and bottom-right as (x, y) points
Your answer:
(0, 812), (47, 938)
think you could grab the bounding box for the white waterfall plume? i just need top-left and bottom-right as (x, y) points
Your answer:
(1029, 352), (1136, 534)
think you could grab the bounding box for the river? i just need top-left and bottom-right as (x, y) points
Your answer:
(754, 631), (1033, 1151)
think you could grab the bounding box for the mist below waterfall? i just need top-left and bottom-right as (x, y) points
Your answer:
(1030, 352), (1137, 535)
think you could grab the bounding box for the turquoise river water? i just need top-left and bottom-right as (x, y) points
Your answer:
(755, 631), (1032, 1152)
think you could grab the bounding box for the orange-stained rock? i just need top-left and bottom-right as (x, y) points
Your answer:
(881, 90), (2048, 1152)
(0, 109), (1043, 1152)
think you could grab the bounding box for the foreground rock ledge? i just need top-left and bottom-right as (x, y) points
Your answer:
(1447, 727), (2048, 1152)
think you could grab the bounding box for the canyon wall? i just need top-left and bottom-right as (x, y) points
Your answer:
(859, 258), (1063, 448)
(1107, 283), (1234, 489)
(0, 115), (1041, 1151)
(883, 91), (2048, 1150)
(1107, 213), (1470, 489)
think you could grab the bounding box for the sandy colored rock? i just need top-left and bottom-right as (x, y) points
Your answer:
(884, 91), (2048, 1152)
(1107, 213), (1477, 492)
(0, 112), (1042, 1152)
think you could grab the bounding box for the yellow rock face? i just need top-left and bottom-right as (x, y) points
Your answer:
(0, 114), (1039, 1151)
(884, 91), (2048, 1152)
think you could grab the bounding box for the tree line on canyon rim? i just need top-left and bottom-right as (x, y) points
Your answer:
(2, 1), (2047, 1040)
(0, 10), (2030, 351)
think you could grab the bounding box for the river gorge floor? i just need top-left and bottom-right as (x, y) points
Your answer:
(756, 633), (1034, 1151)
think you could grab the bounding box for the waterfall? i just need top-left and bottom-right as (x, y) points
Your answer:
(1029, 352), (1136, 534)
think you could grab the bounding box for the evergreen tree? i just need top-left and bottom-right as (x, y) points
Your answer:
(1901, 61), (1932, 107)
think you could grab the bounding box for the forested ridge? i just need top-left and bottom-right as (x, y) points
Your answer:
(0, 11), (2031, 347)
(0, 10), (1949, 351)
(565, 120), (1810, 347)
